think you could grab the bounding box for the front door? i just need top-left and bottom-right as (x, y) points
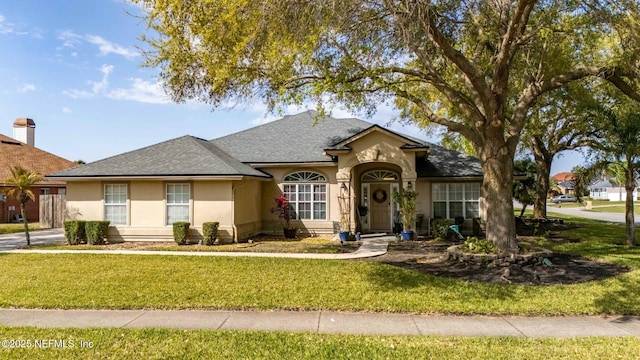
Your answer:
(370, 184), (391, 231)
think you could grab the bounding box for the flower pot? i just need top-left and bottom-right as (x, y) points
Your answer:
(283, 228), (297, 239)
(401, 230), (414, 241)
(339, 231), (349, 242)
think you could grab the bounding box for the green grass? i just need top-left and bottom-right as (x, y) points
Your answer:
(1, 214), (639, 315)
(1, 327), (639, 360)
(587, 205), (640, 214)
(0, 223), (41, 235)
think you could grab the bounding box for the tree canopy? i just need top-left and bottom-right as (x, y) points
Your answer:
(135, 0), (640, 253)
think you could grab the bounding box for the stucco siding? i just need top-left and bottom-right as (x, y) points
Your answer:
(130, 181), (163, 226)
(65, 181), (103, 221)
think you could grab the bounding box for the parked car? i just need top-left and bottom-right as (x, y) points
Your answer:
(550, 194), (578, 203)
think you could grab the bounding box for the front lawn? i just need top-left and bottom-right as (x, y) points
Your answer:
(586, 205), (640, 214)
(0, 223), (41, 235)
(1, 215), (640, 315)
(2, 327), (639, 360)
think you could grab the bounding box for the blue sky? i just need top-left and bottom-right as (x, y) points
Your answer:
(0, 0), (584, 173)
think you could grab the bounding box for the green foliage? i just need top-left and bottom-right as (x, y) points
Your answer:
(63, 220), (86, 245)
(392, 188), (418, 231)
(460, 236), (496, 254)
(172, 222), (190, 245)
(3, 166), (44, 246)
(431, 218), (449, 239)
(202, 222), (219, 246)
(85, 221), (110, 245)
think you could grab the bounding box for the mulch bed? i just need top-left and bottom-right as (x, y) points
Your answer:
(364, 219), (631, 286)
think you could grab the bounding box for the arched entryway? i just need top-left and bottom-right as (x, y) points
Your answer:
(359, 169), (400, 233)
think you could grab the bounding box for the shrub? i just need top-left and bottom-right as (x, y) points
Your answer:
(63, 220), (86, 245)
(431, 218), (449, 239)
(202, 222), (219, 246)
(460, 236), (496, 254)
(173, 222), (190, 245)
(85, 221), (110, 245)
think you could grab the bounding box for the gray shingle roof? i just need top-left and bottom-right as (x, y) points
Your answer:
(48, 135), (270, 178)
(211, 111), (408, 163)
(416, 143), (483, 178)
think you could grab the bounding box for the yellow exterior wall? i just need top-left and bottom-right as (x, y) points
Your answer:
(65, 181), (103, 221)
(130, 181), (163, 226)
(232, 179), (263, 239)
(193, 181), (234, 240)
(258, 165), (339, 236)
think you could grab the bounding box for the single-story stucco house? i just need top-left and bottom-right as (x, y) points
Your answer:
(589, 178), (639, 201)
(48, 111), (485, 242)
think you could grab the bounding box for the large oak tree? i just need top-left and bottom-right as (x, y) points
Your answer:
(135, 0), (640, 253)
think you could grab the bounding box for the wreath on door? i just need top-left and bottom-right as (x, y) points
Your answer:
(372, 188), (387, 203)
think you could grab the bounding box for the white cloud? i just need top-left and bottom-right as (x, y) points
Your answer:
(62, 107), (72, 113)
(0, 15), (15, 34)
(17, 84), (36, 93)
(58, 30), (139, 60)
(58, 30), (82, 48)
(63, 64), (170, 104)
(85, 34), (139, 59)
(106, 78), (170, 104)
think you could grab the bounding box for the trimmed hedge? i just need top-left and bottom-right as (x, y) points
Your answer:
(63, 220), (87, 245)
(173, 222), (190, 245)
(202, 222), (219, 246)
(86, 220), (110, 245)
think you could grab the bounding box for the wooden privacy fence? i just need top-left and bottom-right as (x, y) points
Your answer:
(39, 194), (66, 228)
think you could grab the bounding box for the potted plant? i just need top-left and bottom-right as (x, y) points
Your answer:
(392, 187), (418, 241)
(271, 195), (297, 239)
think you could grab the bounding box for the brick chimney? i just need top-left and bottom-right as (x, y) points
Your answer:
(13, 118), (35, 146)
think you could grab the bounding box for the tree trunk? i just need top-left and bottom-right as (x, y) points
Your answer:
(481, 151), (519, 254)
(625, 161), (636, 246)
(21, 202), (30, 246)
(532, 157), (551, 219)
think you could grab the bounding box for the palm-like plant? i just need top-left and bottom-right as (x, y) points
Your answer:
(3, 166), (44, 246)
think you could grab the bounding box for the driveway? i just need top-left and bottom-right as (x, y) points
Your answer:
(0, 229), (66, 251)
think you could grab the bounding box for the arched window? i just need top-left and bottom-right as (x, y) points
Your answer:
(283, 171), (327, 220)
(361, 170), (398, 182)
(284, 171), (327, 182)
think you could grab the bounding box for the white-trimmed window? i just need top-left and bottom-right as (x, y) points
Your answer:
(432, 183), (480, 219)
(283, 171), (327, 220)
(104, 184), (127, 225)
(166, 183), (190, 225)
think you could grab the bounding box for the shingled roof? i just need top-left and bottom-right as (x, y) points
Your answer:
(0, 133), (77, 186)
(49, 135), (270, 179)
(211, 111), (386, 163)
(416, 143), (483, 178)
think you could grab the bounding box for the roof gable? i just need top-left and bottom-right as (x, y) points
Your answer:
(327, 125), (429, 150)
(0, 133), (76, 185)
(49, 135), (270, 179)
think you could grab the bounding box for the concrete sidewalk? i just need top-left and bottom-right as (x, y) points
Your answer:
(1, 308), (639, 338)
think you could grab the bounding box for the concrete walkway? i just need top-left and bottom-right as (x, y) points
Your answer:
(1, 308), (638, 338)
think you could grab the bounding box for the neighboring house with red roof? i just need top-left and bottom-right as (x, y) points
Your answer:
(0, 119), (77, 224)
(552, 172), (575, 195)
